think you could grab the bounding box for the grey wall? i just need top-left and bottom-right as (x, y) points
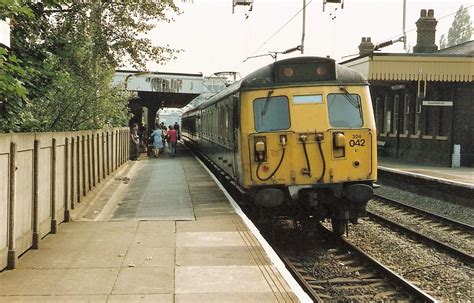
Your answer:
(0, 128), (130, 270)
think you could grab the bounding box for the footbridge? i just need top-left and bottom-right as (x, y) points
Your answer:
(113, 71), (204, 127)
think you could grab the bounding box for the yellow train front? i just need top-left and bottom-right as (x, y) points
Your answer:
(182, 57), (377, 235)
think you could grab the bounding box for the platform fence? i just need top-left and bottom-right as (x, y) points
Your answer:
(0, 128), (130, 270)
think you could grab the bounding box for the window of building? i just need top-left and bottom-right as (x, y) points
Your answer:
(438, 106), (452, 137)
(414, 96), (422, 134)
(327, 93), (363, 128)
(253, 96), (290, 132)
(375, 97), (383, 133)
(383, 96), (391, 134)
(403, 94), (409, 134)
(392, 95), (399, 134)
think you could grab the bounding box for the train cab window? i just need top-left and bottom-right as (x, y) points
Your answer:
(327, 93), (363, 128)
(293, 94), (323, 104)
(253, 96), (290, 132)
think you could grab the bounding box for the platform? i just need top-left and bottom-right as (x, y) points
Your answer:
(378, 158), (474, 188)
(0, 147), (306, 302)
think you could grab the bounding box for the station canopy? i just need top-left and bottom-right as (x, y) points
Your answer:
(342, 53), (473, 83)
(114, 70), (204, 108)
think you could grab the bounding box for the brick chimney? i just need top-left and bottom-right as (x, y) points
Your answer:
(413, 9), (438, 53)
(358, 37), (374, 56)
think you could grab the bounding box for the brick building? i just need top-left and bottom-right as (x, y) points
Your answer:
(341, 9), (474, 167)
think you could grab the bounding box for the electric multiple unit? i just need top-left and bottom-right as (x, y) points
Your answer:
(182, 56), (377, 235)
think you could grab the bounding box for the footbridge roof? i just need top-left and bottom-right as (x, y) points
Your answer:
(114, 70), (204, 108)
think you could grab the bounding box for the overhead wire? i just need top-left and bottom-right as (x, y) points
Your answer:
(232, 0), (314, 70)
(380, 4), (474, 46)
(248, 0), (314, 57)
(234, 2), (473, 68)
(339, 4), (473, 60)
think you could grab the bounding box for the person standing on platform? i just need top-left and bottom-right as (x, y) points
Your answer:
(138, 124), (147, 153)
(161, 124), (168, 154)
(167, 125), (177, 157)
(150, 124), (163, 158)
(173, 122), (181, 141)
(130, 123), (139, 161)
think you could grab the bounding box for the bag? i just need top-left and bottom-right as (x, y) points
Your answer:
(149, 135), (154, 144)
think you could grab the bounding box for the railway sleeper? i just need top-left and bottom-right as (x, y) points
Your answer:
(313, 277), (384, 284)
(345, 266), (367, 273)
(337, 283), (386, 290)
(373, 290), (402, 298)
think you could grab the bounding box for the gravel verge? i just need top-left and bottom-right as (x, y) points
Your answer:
(375, 184), (474, 226)
(347, 219), (473, 302)
(367, 199), (474, 256)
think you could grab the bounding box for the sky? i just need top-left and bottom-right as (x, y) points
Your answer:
(147, 0), (473, 78)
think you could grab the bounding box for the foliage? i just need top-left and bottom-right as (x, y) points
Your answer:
(0, 1), (32, 131)
(440, 5), (473, 49)
(0, 47), (29, 132)
(1, 0), (181, 133)
(0, 0), (33, 19)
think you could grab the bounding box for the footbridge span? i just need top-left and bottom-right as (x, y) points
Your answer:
(113, 71), (204, 127)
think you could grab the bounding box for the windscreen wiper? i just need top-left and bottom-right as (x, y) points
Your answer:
(261, 90), (274, 116)
(339, 87), (360, 108)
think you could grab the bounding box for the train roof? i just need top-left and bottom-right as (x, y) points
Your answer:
(186, 56), (368, 113)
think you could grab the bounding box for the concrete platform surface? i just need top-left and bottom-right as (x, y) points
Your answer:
(378, 158), (474, 186)
(0, 148), (302, 302)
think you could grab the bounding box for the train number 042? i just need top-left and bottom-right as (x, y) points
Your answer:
(349, 139), (366, 147)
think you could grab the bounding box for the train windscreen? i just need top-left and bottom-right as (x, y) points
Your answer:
(327, 93), (363, 128)
(253, 96), (290, 132)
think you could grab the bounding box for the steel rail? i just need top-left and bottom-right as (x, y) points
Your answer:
(280, 256), (324, 303)
(367, 210), (474, 265)
(185, 141), (437, 301)
(373, 194), (474, 232)
(318, 226), (438, 303)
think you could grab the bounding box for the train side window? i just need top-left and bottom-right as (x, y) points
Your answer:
(327, 93), (363, 128)
(253, 96), (290, 132)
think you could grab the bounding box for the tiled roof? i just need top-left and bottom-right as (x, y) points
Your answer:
(438, 40), (474, 55)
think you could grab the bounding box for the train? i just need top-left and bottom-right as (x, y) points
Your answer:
(181, 56), (376, 235)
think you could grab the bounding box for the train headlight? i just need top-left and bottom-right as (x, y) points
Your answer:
(334, 133), (346, 147)
(254, 137), (267, 162)
(316, 66), (327, 76)
(283, 67), (294, 78)
(275, 59), (336, 84)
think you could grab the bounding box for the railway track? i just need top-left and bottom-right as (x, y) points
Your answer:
(186, 144), (469, 301)
(278, 225), (436, 302)
(368, 195), (474, 264)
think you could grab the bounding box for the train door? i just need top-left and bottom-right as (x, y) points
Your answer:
(232, 94), (243, 182)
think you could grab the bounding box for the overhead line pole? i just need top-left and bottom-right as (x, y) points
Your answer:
(403, 0), (407, 50)
(301, 0), (306, 54)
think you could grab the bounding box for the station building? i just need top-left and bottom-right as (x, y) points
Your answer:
(341, 9), (474, 167)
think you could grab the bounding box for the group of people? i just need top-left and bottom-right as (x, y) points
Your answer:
(149, 122), (180, 158)
(130, 122), (181, 160)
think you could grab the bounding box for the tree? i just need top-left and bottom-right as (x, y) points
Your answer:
(1, 1), (182, 132)
(0, 0), (33, 132)
(440, 5), (472, 49)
